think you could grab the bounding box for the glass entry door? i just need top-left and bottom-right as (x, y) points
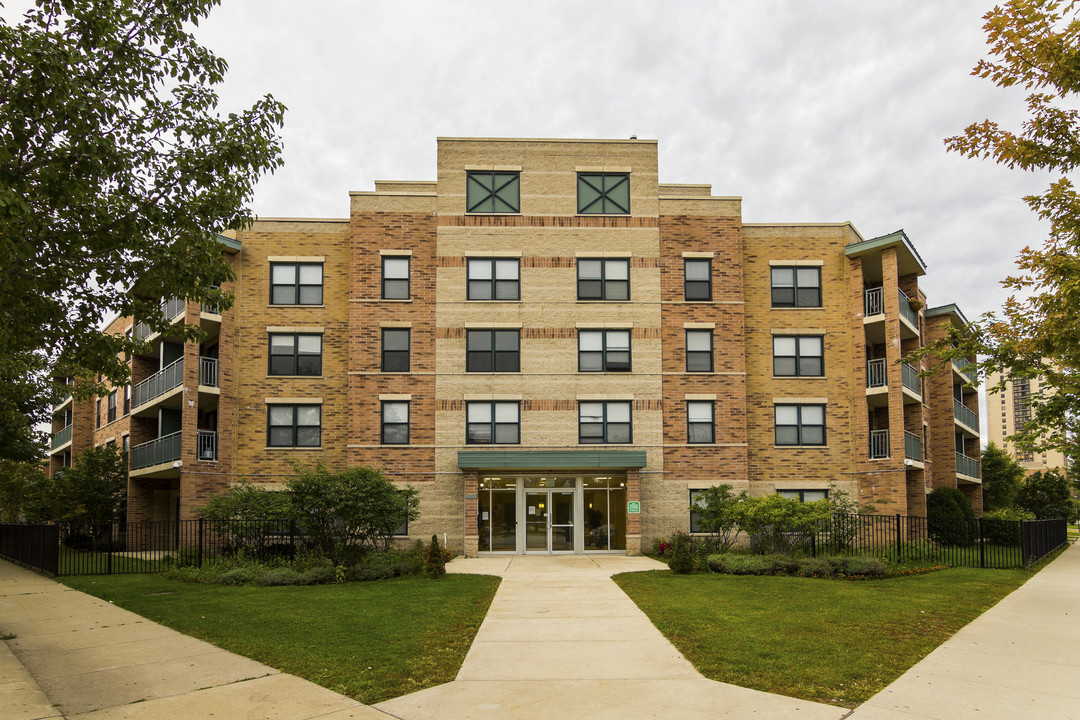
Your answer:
(524, 490), (574, 552)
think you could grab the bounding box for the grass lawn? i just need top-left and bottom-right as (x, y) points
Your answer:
(60, 573), (500, 704)
(614, 567), (1030, 708)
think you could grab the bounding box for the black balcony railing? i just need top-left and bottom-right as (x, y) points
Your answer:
(864, 287), (884, 316)
(132, 358), (183, 409)
(870, 429), (889, 459)
(199, 357), (218, 387)
(129, 431), (182, 470)
(867, 358), (886, 388)
(197, 430), (217, 461)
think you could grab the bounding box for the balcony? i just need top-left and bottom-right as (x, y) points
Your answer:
(132, 297), (186, 341)
(200, 357), (219, 388)
(870, 429), (889, 459)
(864, 287), (884, 316)
(197, 430), (217, 461)
(130, 431), (182, 471)
(952, 357), (977, 384)
(867, 359), (887, 388)
(954, 399), (979, 434)
(957, 452), (981, 480)
(901, 362), (922, 402)
(897, 288), (919, 334)
(904, 431), (923, 463)
(51, 425), (72, 451)
(131, 358), (183, 412)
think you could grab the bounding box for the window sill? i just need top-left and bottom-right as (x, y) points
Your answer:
(264, 446), (323, 451)
(268, 304), (326, 309)
(267, 375), (324, 379)
(771, 306), (825, 311)
(465, 212), (522, 216)
(772, 375), (827, 380)
(576, 299), (633, 304)
(575, 213), (631, 218)
(379, 299), (413, 303)
(466, 299), (523, 303)
(380, 371), (412, 375)
(773, 445), (829, 449)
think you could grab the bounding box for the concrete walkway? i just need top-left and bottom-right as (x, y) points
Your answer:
(0, 560), (389, 719)
(375, 554), (845, 720)
(848, 540), (1080, 720)
(2, 544), (1079, 719)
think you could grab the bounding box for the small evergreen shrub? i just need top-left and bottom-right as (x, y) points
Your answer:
(980, 508), (1033, 546)
(218, 567), (260, 585)
(297, 567), (335, 585)
(424, 534), (446, 579)
(841, 556), (888, 577)
(668, 531), (693, 574)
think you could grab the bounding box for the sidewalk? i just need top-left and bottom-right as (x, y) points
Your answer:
(0, 560), (389, 719)
(3, 545), (1078, 719)
(848, 540), (1080, 720)
(375, 554), (845, 720)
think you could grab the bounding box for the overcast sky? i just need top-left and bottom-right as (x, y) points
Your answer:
(182, 0), (1053, 323)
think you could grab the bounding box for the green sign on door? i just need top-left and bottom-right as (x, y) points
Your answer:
(627, 501), (640, 514)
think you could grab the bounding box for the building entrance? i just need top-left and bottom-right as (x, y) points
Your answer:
(477, 473), (627, 554)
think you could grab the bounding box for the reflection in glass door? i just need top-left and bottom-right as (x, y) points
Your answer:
(525, 490), (574, 552)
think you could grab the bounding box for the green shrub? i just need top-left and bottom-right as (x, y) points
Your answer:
(218, 567), (260, 585)
(796, 557), (833, 577)
(739, 494), (829, 555)
(668, 531), (693, 574)
(260, 568), (300, 586)
(689, 484), (745, 551)
(764, 554), (799, 575)
(841, 556), (888, 577)
(927, 487), (976, 546)
(980, 508), (1034, 546)
(424, 534), (446, 579)
(721, 554), (769, 575)
(297, 567), (335, 585)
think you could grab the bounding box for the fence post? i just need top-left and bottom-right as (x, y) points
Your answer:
(895, 514), (902, 563)
(197, 517), (204, 569)
(978, 518), (985, 569)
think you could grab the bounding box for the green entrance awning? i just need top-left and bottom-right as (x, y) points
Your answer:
(457, 450), (646, 470)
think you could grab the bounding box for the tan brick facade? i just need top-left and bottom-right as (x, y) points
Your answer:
(48, 137), (980, 551)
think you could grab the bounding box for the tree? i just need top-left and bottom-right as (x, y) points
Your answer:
(926, 487), (977, 546)
(1016, 469), (1076, 518)
(911, 1), (1080, 460)
(286, 462), (420, 561)
(981, 442), (1027, 511)
(25, 446), (126, 546)
(0, 0), (285, 458)
(688, 484), (746, 552)
(0, 458), (45, 521)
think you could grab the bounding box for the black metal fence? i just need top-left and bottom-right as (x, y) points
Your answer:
(801, 513), (1068, 569)
(0, 519), (301, 576)
(0, 513), (1069, 576)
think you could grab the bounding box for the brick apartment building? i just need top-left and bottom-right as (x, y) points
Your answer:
(47, 137), (983, 555)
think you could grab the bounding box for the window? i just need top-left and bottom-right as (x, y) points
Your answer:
(774, 404), (826, 446)
(123, 386), (131, 415)
(381, 329), (410, 372)
(466, 402), (520, 444)
(107, 391), (116, 424)
(687, 401), (714, 443)
(96, 399), (101, 429)
(771, 266), (821, 307)
(267, 404), (321, 447)
(381, 401), (409, 445)
(579, 330), (631, 372)
(577, 173), (629, 214)
(685, 330), (713, 372)
(121, 435), (129, 455)
(689, 489), (706, 533)
(684, 259), (711, 301)
(579, 401), (632, 444)
(269, 334), (322, 376)
(773, 336), (823, 377)
(466, 171), (520, 213)
(382, 257), (410, 300)
(271, 263), (323, 305)
(577, 258), (629, 300)
(777, 489), (829, 503)
(466, 330), (520, 372)
(467, 258), (520, 300)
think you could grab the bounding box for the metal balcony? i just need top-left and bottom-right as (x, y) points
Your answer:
(954, 399), (979, 432)
(197, 430), (217, 461)
(870, 429), (889, 459)
(952, 357), (977, 384)
(864, 287), (884, 316)
(132, 297), (186, 341)
(904, 431), (922, 462)
(898, 288), (919, 330)
(200, 357), (219, 387)
(867, 358), (887, 388)
(901, 363), (922, 397)
(957, 452), (981, 479)
(51, 425), (72, 450)
(130, 431), (182, 470)
(132, 358), (183, 410)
